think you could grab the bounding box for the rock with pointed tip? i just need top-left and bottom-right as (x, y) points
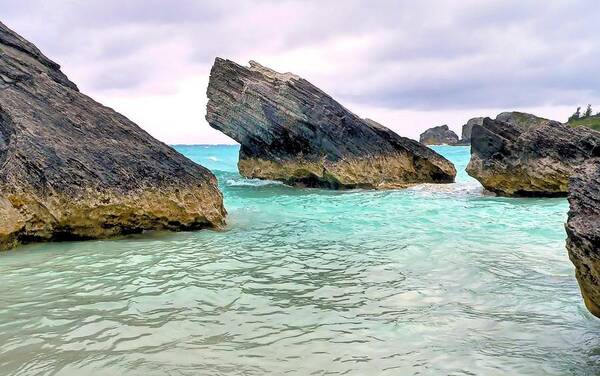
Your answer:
(0, 21), (226, 250)
(205, 58), (456, 189)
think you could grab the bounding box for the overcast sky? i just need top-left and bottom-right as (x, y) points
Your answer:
(3, 0), (599, 144)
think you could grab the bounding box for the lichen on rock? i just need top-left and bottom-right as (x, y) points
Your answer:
(206, 58), (456, 189)
(0, 21), (226, 250)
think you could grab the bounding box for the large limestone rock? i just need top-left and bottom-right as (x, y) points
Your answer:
(206, 58), (456, 189)
(419, 125), (459, 145)
(466, 116), (600, 196)
(459, 117), (483, 145)
(0, 21), (226, 250)
(566, 164), (600, 318)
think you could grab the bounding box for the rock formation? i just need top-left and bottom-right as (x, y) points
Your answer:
(206, 58), (456, 189)
(495, 111), (550, 128)
(466, 116), (600, 196)
(419, 125), (459, 145)
(566, 164), (600, 318)
(459, 117), (483, 145)
(0, 21), (226, 250)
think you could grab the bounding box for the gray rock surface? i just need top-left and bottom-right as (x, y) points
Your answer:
(419, 125), (459, 145)
(466, 116), (600, 196)
(0, 21), (226, 250)
(566, 163), (600, 318)
(206, 58), (456, 189)
(459, 117), (483, 145)
(496, 111), (550, 128)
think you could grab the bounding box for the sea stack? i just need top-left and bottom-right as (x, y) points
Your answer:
(466, 115), (600, 196)
(566, 164), (600, 318)
(419, 125), (459, 145)
(205, 58), (456, 189)
(0, 21), (226, 250)
(460, 117), (483, 145)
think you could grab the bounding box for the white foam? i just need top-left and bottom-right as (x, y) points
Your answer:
(407, 181), (484, 197)
(226, 178), (284, 187)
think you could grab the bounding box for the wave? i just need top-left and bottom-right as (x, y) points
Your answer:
(226, 178), (284, 187)
(407, 181), (484, 197)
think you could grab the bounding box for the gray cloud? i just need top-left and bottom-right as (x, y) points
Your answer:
(2, 0), (599, 110)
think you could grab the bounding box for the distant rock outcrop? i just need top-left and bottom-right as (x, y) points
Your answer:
(205, 58), (456, 189)
(495, 111), (550, 128)
(466, 116), (600, 196)
(566, 163), (600, 318)
(419, 120), (481, 146)
(0, 21), (226, 250)
(459, 117), (483, 145)
(419, 125), (460, 145)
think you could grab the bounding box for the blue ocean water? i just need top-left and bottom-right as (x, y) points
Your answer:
(1, 145), (599, 375)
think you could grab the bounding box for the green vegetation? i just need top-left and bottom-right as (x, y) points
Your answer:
(567, 104), (600, 131)
(567, 116), (600, 131)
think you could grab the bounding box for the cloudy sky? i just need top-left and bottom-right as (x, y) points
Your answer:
(3, 0), (599, 144)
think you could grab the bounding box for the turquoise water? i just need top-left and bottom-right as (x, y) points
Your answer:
(1, 145), (599, 375)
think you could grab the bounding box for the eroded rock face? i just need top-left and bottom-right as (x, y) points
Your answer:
(466, 116), (600, 196)
(206, 58), (456, 189)
(566, 165), (600, 318)
(419, 125), (459, 145)
(0, 21), (226, 250)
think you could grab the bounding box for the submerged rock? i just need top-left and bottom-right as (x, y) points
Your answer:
(466, 116), (600, 196)
(566, 164), (600, 318)
(206, 58), (456, 189)
(459, 117), (483, 145)
(0, 21), (226, 250)
(419, 125), (459, 145)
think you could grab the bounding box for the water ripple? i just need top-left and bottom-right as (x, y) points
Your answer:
(0, 145), (599, 375)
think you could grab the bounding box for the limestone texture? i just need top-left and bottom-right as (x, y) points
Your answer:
(466, 115), (600, 196)
(206, 58), (456, 189)
(566, 163), (600, 318)
(0, 21), (226, 250)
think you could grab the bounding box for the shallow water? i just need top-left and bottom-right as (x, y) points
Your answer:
(1, 145), (599, 375)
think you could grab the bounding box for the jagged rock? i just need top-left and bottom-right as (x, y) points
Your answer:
(0, 21), (226, 250)
(459, 117), (483, 145)
(205, 58), (456, 189)
(566, 164), (600, 318)
(419, 125), (459, 145)
(466, 116), (600, 196)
